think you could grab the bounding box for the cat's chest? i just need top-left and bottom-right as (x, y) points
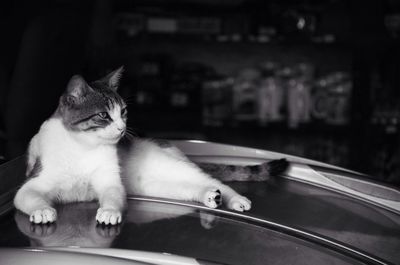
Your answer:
(36, 118), (119, 176)
(56, 146), (115, 175)
(47, 147), (115, 202)
(41, 136), (117, 176)
(68, 150), (109, 174)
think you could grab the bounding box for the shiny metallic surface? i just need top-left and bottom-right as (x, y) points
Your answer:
(126, 196), (390, 265)
(32, 247), (205, 265)
(0, 248), (151, 265)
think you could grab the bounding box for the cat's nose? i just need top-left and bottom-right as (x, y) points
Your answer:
(117, 127), (125, 134)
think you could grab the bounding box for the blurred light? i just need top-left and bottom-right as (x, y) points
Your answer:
(297, 17), (306, 30)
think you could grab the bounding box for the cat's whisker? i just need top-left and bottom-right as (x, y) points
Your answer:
(123, 126), (139, 141)
(126, 127), (135, 133)
(123, 131), (135, 141)
(126, 127), (138, 137)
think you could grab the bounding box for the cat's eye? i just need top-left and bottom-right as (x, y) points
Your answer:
(98, 112), (110, 119)
(121, 107), (128, 116)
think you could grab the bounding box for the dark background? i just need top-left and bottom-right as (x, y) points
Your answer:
(1, 0), (400, 187)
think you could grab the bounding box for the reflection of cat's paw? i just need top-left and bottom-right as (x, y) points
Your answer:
(228, 196), (252, 212)
(96, 223), (121, 237)
(203, 189), (222, 209)
(29, 208), (57, 224)
(29, 222), (56, 237)
(199, 211), (218, 230)
(96, 208), (122, 225)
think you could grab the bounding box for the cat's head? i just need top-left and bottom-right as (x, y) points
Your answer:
(57, 67), (127, 145)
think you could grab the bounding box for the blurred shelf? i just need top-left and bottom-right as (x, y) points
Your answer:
(118, 33), (353, 49)
(128, 110), (354, 139)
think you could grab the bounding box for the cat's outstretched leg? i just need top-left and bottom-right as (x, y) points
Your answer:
(134, 181), (222, 209)
(14, 177), (57, 224)
(124, 138), (252, 212)
(159, 143), (252, 211)
(134, 179), (250, 212)
(91, 169), (126, 225)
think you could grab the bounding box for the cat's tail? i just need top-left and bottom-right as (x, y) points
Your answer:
(197, 158), (289, 182)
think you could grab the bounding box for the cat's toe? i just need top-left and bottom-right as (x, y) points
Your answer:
(29, 208), (57, 224)
(228, 196), (252, 212)
(96, 208), (122, 225)
(203, 189), (222, 209)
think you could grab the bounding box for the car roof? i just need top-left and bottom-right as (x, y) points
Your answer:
(1, 141), (400, 265)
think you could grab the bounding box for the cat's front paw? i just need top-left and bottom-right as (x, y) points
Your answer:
(96, 208), (122, 225)
(29, 208), (57, 224)
(203, 189), (222, 209)
(228, 196), (252, 212)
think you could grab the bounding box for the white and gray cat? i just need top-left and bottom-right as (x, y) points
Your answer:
(14, 67), (288, 225)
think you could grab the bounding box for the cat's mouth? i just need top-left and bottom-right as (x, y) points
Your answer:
(111, 134), (124, 142)
(100, 133), (124, 143)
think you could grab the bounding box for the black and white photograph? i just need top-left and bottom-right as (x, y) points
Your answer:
(0, 0), (399, 264)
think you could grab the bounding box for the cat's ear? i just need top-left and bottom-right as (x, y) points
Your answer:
(66, 75), (92, 98)
(99, 66), (124, 91)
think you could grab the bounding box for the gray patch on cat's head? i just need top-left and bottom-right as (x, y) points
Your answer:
(56, 67), (127, 132)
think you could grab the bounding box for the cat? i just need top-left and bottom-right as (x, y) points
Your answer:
(13, 67), (289, 226)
